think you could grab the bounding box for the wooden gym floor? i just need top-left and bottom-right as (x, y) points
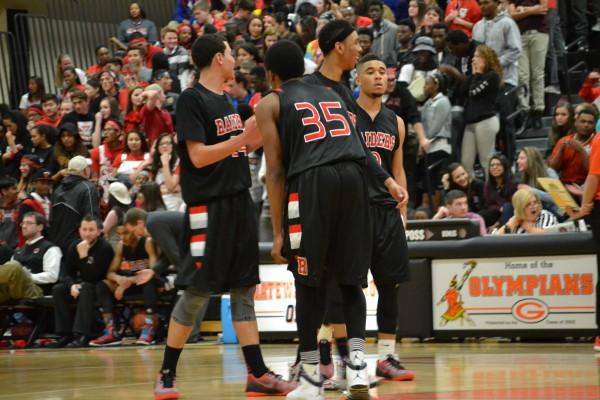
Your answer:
(1, 341), (599, 399)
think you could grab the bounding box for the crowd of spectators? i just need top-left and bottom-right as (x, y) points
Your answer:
(0, 0), (599, 347)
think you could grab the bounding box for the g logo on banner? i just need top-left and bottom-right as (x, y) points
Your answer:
(511, 298), (549, 323)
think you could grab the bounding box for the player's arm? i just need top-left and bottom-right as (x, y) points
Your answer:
(145, 237), (158, 272)
(255, 93), (287, 263)
(106, 242), (125, 284)
(186, 135), (250, 169)
(393, 116), (409, 218)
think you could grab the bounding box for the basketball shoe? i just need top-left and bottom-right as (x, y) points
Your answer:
(89, 325), (121, 347)
(286, 364), (324, 400)
(154, 369), (179, 400)
(376, 355), (416, 381)
(246, 371), (297, 396)
(346, 351), (370, 400)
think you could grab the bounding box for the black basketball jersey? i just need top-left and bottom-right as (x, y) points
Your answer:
(303, 72), (392, 189)
(176, 82), (251, 204)
(357, 105), (401, 207)
(277, 79), (365, 179)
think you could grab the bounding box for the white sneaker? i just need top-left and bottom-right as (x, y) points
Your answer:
(286, 364), (324, 400)
(334, 359), (347, 388)
(346, 352), (370, 400)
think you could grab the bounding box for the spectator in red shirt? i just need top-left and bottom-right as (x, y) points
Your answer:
(91, 120), (124, 194)
(138, 84), (174, 147)
(445, 0), (482, 37)
(548, 108), (597, 190)
(579, 70), (600, 104)
(86, 45), (111, 77)
(113, 130), (151, 185)
(126, 32), (163, 69)
(38, 94), (62, 128)
(124, 86), (145, 133)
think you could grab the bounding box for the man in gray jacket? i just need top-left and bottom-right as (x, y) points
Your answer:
(472, 0), (522, 89)
(369, 0), (399, 67)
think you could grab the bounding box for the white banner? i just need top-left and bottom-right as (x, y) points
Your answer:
(254, 264), (379, 332)
(432, 255), (598, 330)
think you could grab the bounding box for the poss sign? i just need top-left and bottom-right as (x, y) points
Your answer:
(432, 256), (597, 330)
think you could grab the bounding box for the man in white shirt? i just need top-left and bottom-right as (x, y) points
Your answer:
(0, 212), (62, 303)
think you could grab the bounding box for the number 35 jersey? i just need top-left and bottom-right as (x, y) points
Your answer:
(277, 79), (365, 180)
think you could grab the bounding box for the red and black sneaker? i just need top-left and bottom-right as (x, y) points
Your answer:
(245, 371), (298, 397)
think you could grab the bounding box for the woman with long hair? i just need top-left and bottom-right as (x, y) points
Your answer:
(92, 97), (121, 148)
(409, 0), (427, 32)
(136, 182), (166, 212)
(461, 45), (502, 176)
(2, 110), (32, 178)
(547, 102), (575, 156)
(85, 77), (102, 115)
(124, 86), (145, 133)
(245, 16), (265, 53)
(114, 130), (151, 185)
(481, 154), (518, 227)
(235, 43), (262, 67)
(150, 133), (182, 211)
(17, 154), (42, 200)
(62, 67), (83, 97)
(443, 162), (485, 213)
(19, 76), (45, 111)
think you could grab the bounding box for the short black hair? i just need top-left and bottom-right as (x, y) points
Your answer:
(192, 33), (227, 70)
(432, 22), (448, 32)
(81, 214), (103, 230)
(356, 53), (384, 71)
(128, 31), (146, 41)
(106, 57), (123, 67)
(356, 27), (373, 41)
(264, 40), (305, 82)
(234, 71), (248, 87)
(41, 93), (59, 104)
(0, 176), (17, 190)
(446, 29), (469, 44)
(250, 66), (266, 81)
(203, 23), (218, 34)
(237, 0), (255, 11)
(237, 42), (262, 63)
(397, 18), (416, 33)
(578, 108), (599, 120)
(318, 20), (355, 56)
(124, 207), (147, 225)
(445, 189), (467, 206)
(95, 45), (108, 54)
(369, 0), (384, 9)
(297, 1), (318, 18)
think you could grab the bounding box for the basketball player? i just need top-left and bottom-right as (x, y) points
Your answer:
(256, 40), (373, 400)
(354, 54), (415, 381)
(153, 34), (296, 400)
(302, 19), (410, 388)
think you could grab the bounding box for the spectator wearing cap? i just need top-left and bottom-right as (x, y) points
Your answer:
(117, 2), (158, 44)
(49, 155), (100, 253)
(104, 181), (132, 248)
(17, 154), (42, 201)
(17, 169), (52, 248)
(59, 90), (95, 149)
(161, 26), (189, 89)
(28, 124), (58, 173)
(38, 94), (62, 128)
(398, 35), (438, 104)
(53, 122), (90, 182)
(369, 0), (399, 67)
(444, 0), (482, 37)
(138, 84), (174, 147)
(0, 212), (62, 304)
(49, 216), (114, 348)
(124, 32), (163, 69)
(90, 120), (124, 199)
(0, 176), (21, 253)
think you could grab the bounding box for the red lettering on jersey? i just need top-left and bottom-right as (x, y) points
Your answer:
(384, 134), (390, 150)
(347, 112), (357, 127)
(224, 115), (232, 133)
(215, 119), (225, 136)
(377, 132), (385, 147)
(390, 135), (396, 150)
(296, 256), (309, 276)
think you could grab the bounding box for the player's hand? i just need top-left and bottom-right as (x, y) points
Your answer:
(385, 179), (409, 208)
(135, 269), (155, 285)
(244, 115), (263, 150)
(70, 284), (81, 298)
(271, 235), (287, 264)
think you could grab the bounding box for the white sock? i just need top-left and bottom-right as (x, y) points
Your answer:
(317, 325), (333, 342)
(377, 339), (395, 360)
(302, 363), (319, 377)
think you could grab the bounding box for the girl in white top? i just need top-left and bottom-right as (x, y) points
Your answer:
(114, 130), (151, 185)
(150, 133), (183, 211)
(19, 76), (45, 111)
